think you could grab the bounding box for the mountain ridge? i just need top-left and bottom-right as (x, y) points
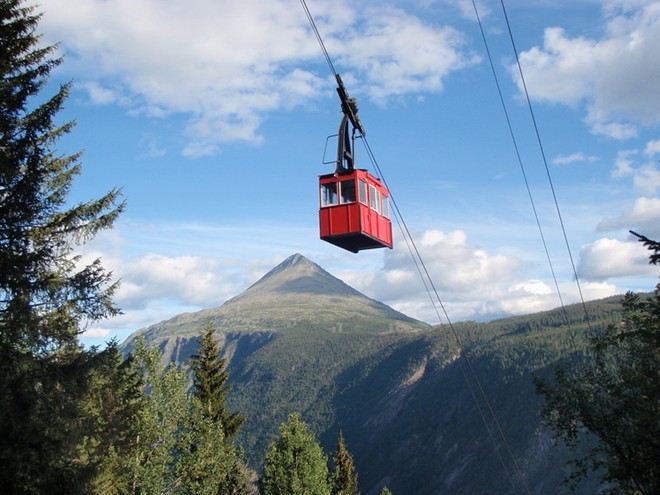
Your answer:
(120, 253), (629, 494)
(123, 253), (428, 355)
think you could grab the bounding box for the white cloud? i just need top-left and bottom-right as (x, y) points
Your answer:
(338, 7), (478, 101)
(591, 121), (638, 140)
(78, 249), (276, 341)
(553, 152), (598, 165)
(76, 242), (244, 313)
(644, 138), (660, 155)
(610, 148), (660, 194)
(341, 229), (535, 322)
(40, 0), (475, 156)
(394, 229), (525, 292)
(510, 279), (552, 296)
(116, 254), (224, 308)
(497, 280), (619, 317)
(612, 149), (636, 178)
(340, 228), (657, 323)
(81, 327), (112, 340)
(139, 134), (167, 158)
(73, 220), (315, 341)
(578, 237), (657, 279)
(633, 163), (660, 194)
(456, 0), (490, 20)
(514, 2), (660, 138)
(80, 81), (127, 106)
(597, 197), (660, 236)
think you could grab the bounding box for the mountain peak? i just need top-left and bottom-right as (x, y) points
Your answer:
(123, 252), (428, 347)
(236, 253), (361, 300)
(267, 253), (313, 273)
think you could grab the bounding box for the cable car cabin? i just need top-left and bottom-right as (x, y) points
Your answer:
(319, 169), (393, 253)
(318, 74), (393, 253)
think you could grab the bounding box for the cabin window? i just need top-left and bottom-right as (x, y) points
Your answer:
(358, 180), (368, 205)
(321, 182), (338, 207)
(340, 179), (356, 204)
(381, 195), (390, 218)
(369, 185), (381, 213)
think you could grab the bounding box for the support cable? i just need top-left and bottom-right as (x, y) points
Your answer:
(499, 0), (592, 330)
(300, 0), (531, 492)
(299, 0), (337, 78)
(468, 0), (573, 331)
(363, 139), (523, 494)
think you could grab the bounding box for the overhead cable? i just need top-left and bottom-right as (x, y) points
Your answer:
(299, 1), (531, 493)
(499, 0), (592, 330)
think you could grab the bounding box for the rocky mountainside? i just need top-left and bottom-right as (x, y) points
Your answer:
(122, 253), (626, 495)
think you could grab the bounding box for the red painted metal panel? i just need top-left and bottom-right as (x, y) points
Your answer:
(319, 169), (393, 253)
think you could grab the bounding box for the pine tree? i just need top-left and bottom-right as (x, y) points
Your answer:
(262, 413), (331, 495)
(189, 323), (252, 494)
(331, 432), (360, 495)
(0, 0), (124, 491)
(536, 232), (660, 494)
(190, 321), (245, 439)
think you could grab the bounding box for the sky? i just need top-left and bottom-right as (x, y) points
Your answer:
(35, 0), (660, 346)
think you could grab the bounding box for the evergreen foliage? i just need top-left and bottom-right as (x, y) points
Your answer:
(102, 338), (252, 494)
(76, 342), (145, 492)
(0, 0), (123, 491)
(331, 432), (360, 495)
(132, 288), (628, 494)
(3, 2), (655, 493)
(262, 413), (331, 495)
(536, 233), (660, 494)
(191, 321), (245, 439)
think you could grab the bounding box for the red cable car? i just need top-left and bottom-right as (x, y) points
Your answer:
(319, 169), (392, 253)
(319, 75), (393, 253)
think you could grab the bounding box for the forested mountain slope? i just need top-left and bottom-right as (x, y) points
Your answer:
(123, 253), (628, 494)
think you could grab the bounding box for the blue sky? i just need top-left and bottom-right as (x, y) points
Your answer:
(37, 0), (659, 345)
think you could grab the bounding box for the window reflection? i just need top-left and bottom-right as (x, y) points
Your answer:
(381, 195), (390, 218)
(321, 183), (338, 206)
(359, 180), (367, 205)
(369, 185), (380, 213)
(340, 179), (356, 204)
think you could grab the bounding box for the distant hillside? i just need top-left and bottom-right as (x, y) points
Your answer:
(122, 253), (629, 495)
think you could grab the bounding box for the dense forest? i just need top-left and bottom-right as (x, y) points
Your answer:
(1, 1), (658, 494)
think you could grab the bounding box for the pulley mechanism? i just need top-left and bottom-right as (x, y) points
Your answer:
(334, 74), (365, 174)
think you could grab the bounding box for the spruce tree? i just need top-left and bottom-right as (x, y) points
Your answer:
(189, 323), (252, 494)
(262, 413), (331, 495)
(77, 343), (145, 493)
(190, 321), (245, 439)
(109, 338), (253, 495)
(0, 0), (124, 491)
(331, 432), (360, 495)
